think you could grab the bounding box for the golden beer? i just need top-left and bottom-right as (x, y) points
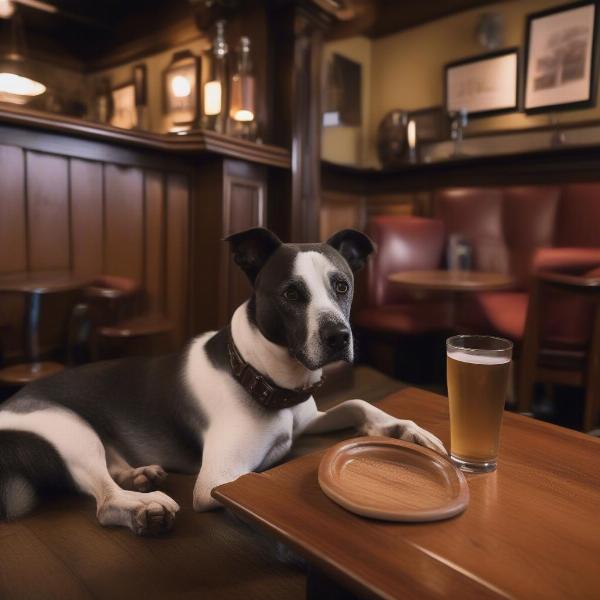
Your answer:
(447, 336), (512, 472)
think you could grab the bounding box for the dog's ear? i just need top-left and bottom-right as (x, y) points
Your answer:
(225, 227), (282, 284)
(326, 229), (375, 273)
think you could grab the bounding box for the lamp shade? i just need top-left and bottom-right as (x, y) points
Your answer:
(0, 11), (46, 103)
(0, 55), (46, 103)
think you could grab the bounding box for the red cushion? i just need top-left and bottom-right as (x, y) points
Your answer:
(458, 292), (528, 342)
(354, 303), (451, 335)
(365, 216), (445, 307)
(533, 247), (600, 275)
(460, 291), (591, 348)
(556, 183), (600, 247)
(434, 188), (509, 274)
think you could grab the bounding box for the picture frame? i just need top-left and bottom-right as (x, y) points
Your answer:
(163, 50), (200, 127)
(110, 82), (137, 130)
(524, 1), (599, 113)
(323, 53), (362, 127)
(444, 48), (520, 118)
(407, 106), (450, 142)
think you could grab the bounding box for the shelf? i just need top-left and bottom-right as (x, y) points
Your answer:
(0, 105), (291, 169)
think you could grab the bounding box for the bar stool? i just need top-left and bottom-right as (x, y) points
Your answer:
(84, 276), (174, 359)
(99, 315), (174, 358)
(0, 271), (91, 387)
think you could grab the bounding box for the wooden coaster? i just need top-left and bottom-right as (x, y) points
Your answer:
(318, 436), (469, 522)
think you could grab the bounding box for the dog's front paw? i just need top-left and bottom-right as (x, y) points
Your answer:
(362, 418), (447, 456)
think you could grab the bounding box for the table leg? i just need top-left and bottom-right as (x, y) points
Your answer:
(25, 292), (42, 367)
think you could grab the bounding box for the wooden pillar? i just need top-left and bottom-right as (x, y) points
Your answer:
(269, 1), (331, 243)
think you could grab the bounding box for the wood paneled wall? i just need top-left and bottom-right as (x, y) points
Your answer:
(0, 142), (191, 358)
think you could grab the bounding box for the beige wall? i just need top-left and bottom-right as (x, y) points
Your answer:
(323, 0), (600, 167)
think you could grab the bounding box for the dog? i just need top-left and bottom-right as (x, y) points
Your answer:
(0, 228), (445, 535)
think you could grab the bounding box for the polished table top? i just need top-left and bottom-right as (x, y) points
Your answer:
(214, 388), (600, 600)
(388, 269), (515, 292)
(0, 271), (92, 294)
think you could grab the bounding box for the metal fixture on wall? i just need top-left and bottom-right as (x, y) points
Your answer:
(475, 13), (504, 50)
(0, 9), (46, 102)
(203, 19), (228, 133)
(228, 36), (257, 140)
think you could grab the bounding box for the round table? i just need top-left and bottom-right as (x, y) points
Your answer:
(388, 269), (515, 327)
(0, 271), (92, 384)
(388, 269), (515, 292)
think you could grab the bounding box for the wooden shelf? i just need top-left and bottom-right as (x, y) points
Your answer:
(0, 105), (291, 169)
(322, 141), (600, 194)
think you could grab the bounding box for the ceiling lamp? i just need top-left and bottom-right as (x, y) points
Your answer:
(0, 10), (46, 100)
(0, 71), (45, 95)
(0, 0), (15, 19)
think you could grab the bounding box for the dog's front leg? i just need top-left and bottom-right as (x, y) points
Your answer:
(193, 427), (260, 512)
(302, 399), (447, 455)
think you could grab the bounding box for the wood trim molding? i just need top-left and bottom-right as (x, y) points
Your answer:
(0, 106), (291, 169)
(322, 142), (600, 194)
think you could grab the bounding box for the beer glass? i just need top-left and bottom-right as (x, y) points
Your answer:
(446, 335), (513, 473)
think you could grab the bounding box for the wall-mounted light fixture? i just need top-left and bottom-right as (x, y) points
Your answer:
(163, 49), (200, 130)
(203, 20), (228, 133)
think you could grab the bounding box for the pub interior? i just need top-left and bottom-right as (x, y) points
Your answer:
(0, 0), (599, 599)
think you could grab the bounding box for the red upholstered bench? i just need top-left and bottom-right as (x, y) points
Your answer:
(355, 185), (600, 424)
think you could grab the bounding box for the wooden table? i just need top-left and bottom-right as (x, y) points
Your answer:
(389, 270), (515, 329)
(0, 271), (91, 382)
(213, 388), (600, 600)
(388, 269), (515, 292)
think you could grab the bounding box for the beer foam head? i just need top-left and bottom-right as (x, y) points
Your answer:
(448, 350), (510, 365)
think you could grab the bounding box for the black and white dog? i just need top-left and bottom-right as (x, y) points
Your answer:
(0, 228), (445, 535)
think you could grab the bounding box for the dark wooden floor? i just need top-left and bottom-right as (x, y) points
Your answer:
(0, 366), (403, 600)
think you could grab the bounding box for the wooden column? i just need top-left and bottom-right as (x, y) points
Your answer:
(269, 1), (331, 243)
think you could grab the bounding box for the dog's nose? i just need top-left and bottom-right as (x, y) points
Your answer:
(321, 323), (350, 352)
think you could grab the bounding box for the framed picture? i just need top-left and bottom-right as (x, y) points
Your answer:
(110, 82), (137, 130)
(445, 48), (519, 118)
(163, 50), (200, 126)
(524, 1), (599, 113)
(407, 106), (450, 142)
(323, 53), (362, 127)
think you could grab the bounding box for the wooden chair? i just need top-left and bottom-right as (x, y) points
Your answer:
(518, 271), (600, 431)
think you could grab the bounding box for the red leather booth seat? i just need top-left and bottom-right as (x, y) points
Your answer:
(355, 185), (600, 351)
(354, 216), (451, 334)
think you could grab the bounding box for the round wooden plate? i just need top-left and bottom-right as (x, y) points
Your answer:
(318, 436), (469, 522)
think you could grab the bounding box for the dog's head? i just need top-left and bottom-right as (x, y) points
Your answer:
(226, 227), (375, 370)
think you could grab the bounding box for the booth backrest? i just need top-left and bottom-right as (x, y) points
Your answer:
(365, 216), (445, 306)
(364, 184), (600, 308)
(434, 184), (599, 289)
(557, 184), (600, 247)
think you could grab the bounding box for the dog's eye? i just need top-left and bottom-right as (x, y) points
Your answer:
(283, 288), (299, 301)
(335, 281), (349, 294)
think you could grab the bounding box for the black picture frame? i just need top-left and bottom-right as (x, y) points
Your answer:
(444, 48), (520, 119)
(407, 106), (451, 142)
(523, 0), (600, 114)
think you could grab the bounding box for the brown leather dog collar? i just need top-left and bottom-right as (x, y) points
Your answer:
(227, 331), (323, 410)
